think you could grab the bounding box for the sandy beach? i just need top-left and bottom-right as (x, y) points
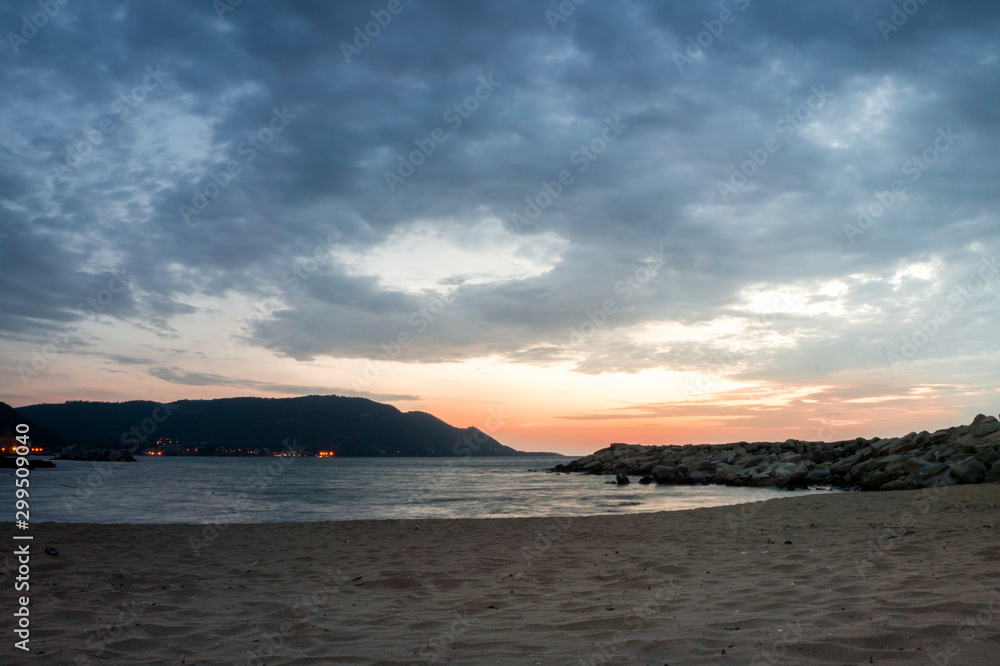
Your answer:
(6, 483), (999, 665)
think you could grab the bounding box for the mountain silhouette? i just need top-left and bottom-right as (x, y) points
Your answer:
(17, 395), (523, 456)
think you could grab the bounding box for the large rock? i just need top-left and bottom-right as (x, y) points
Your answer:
(771, 462), (809, 488)
(914, 461), (950, 481)
(650, 465), (673, 481)
(688, 470), (708, 484)
(904, 457), (928, 475)
(860, 469), (901, 491)
(830, 452), (864, 476)
(850, 454), (905, 485)
(806, 467), (832, 484)
(949, 456), (988, 484)
(976, 447), (999, 467)
(987, 461), (1000, 483)
(969, 414), (1000, 438)
(889, 438), (920, 455)
(869, 438), (897, 456)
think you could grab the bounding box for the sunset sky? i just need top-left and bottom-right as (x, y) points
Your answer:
(1, 1), (998, 455)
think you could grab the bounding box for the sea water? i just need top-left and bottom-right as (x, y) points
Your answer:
(8, 456), (840, 524)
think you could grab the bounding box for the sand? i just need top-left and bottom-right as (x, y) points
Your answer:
(4, 483), (1000, 665)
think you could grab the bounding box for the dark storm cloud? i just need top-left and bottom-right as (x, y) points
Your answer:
(1, 0), (998, 386)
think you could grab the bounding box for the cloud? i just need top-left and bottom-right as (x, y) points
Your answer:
(149, 366), (418, 402)
(1, 0), (998, 418)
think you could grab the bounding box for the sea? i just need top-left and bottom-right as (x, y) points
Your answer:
(9, 456), (841, 524)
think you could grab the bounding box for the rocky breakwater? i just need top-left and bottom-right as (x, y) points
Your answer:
(551, 414), (1000, 491)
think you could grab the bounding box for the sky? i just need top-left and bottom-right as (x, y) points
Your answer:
(1, 0), (998, 455)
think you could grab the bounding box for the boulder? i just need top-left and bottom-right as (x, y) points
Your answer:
(650, 465), (672, 480)
(851, 454), (906, 480)
(949, 456), (988, 484)
(987, 461), (1000, 483)
(830, 452), (864, 476)
(880, 479), (911, 491)
(929, 445), (960, 462)
(889, 438), (920, 455)
(615, 473), (630, 485)
(771, 462), (809, 488)
(969, 414), (1000, 438)
(806, 467), (832, 484)
(689, 470), (708, 484)
(869, 438), (896, 456)
(918, 430), (950, 448)
(860, 469), (901, 491)
(914, 461), (950, 481)
(975, 447), (999, 467)
(715, 467), (741, 484)
(904, 458), (928, 475)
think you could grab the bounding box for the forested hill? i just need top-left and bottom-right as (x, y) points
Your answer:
(0, 401), (67, 450)
(17, 395), (523, 456)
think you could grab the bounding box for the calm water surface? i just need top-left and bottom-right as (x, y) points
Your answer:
(9, 456), (840, 524)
